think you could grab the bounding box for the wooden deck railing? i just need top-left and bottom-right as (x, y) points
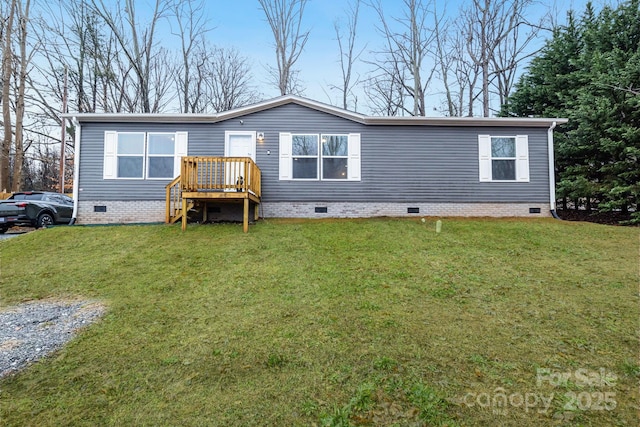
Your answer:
(165, 156), (261, 226)
(181, 156), (261, 196)
(165, 175), (186, 223)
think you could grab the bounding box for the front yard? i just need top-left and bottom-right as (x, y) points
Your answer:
(0, 218), (637, 426)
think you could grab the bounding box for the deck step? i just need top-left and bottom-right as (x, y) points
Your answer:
(168, 201), (195, 224)
(166, 157), (262, 233)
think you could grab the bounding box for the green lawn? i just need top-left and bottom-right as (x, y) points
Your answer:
(0, 218), (637, 426)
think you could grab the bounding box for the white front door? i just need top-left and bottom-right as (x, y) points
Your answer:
(224, 131), (256, 190)
(225, 131), (256, 160)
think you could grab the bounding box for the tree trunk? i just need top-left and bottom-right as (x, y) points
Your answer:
(1, 0), (16, 192)
(11, 0), (30, 192)
(482, 60), (490, 117)
(259, 0), (310, 96)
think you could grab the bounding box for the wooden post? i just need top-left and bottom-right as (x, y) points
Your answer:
(244, 159), (249, 192)
(243, 197), (249, 233)
(181, 195), (187, 231)
(165, 184), (171, 223)
(202, 202), (208, 223)
(254, 202), (259, 221)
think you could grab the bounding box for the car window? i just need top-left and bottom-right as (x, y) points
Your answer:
(13, 194), (43, 201)
(43, 194), (73, 205)
(55, 195), (70, 204)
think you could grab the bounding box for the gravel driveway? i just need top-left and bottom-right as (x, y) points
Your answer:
(0, 300), (105, 378)
(0, 232), (27, 240)
(0, 227), (34, 240)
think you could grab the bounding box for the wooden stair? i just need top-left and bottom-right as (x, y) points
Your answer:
(166, 175), (189, 224)
(165, 157), (262, 233)
(167, 201), (195, 224)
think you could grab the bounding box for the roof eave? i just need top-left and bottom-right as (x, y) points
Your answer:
(60, 113), (217, 123)
(61, 95), (568, 127)
(364, 117), (569, 127)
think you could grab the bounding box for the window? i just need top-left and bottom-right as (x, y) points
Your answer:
(45, 194), (73, 205)
(103, 131), (188, 180)
(491, 137), (516, 180)
(60, 195), (74, 205)
(279, 133), (360, 181)
(478, 135), (529, 182)
(292, 134), (319, 179)
(13, 193), (43, 201)
(147, 133), (176, 179)
(117, 133), (145, 178)
(322, 135), (348, 180)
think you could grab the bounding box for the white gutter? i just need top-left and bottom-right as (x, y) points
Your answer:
(548, 121), (558, 216)
(61, 95), (569, 128)
(71, 117), (81, 222)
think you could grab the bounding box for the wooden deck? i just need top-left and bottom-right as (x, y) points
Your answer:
(166, 156), (261, 233)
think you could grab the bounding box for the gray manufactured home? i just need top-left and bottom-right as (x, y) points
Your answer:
(64, 95), (567, 231)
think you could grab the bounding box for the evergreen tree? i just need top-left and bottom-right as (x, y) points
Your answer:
(504, 1), (640, 222)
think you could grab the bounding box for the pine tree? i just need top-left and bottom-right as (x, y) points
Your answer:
(504, 1), (640, 222)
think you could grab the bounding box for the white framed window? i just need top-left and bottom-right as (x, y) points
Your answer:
(104, 131), (188, 180)
(479, 135), (529, 182)
(279, 132), (361, 181)
(292, 134), (319, 179)
(322, 135), (348, 180)
(116, 132), (145, 178)
(147, 133), (176, 179)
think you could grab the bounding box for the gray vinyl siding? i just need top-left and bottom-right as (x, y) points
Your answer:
(79, 122), (222, 200)
(77, 103), (550, 203)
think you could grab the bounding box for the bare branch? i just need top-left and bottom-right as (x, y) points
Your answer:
(331, 0), (364, 110)
(258, 0), (310, 95)
(366, 0), (438, 116)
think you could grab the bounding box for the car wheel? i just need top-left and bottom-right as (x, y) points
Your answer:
(36, 213), (55, 229)
(0, 226), (8, 234)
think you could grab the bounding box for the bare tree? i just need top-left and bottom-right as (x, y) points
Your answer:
(364, 62), (406, 116)
(55, 0), (117, 114)
(258, 0), (310, 96)
(432, 1), (456, 116)
(11, 0), (33, 191)
(168, 43), (259, 114)
(22, 138), (62, 191)
(181, 43), (207, 113)
(331, 0), (364, 110)
(33, 0), (141, 116)
(89, 0), (172, 113)
(170, 0), (210, 113)
(491, 6), (542, 111)
(1, 0), (17, 191)
(205, 47), (260, 112)
(437, 18), (482, 117)
(1, 0), (261, 191)
(0, 2), (4, 63)
(28, 0), (125, 149)
(369, 0), (439, 116)
(461, 0), (541, 116)
(0, 0), (36, 191)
